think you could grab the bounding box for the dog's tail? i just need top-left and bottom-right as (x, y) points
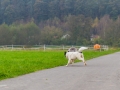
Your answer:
(64, 51), (67, 56)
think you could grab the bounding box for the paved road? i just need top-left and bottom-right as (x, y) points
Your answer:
(0, 52), (120, 90)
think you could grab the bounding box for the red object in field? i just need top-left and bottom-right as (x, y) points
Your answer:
(94, 44), (100, 50)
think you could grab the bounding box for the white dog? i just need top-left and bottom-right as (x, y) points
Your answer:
(64, 47), (88, 66)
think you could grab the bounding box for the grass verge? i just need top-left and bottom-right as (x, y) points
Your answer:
(0, 49), (119, 80)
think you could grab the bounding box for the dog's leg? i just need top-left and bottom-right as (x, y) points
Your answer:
(66, 59), (71, 66)
(79, 59), (87, 66)
(83, 61), (87, 66)
(80, 58), (87, 66)
(80, 54), (87, 66)
(70, 59), (74, 64)
(82, 58), (87, 66)
(72, 59), (74, 64)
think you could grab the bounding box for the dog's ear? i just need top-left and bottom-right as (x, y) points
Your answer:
(64, 51), (66, 56)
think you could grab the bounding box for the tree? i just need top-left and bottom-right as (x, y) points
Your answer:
(92, 17), (99, 35)
(0, 21), (40, 45)
(67, 15), (93, 45)
(4, 5), (16, 24)
(40, 26), (63, 45)
(0, 23), (12, 45)
(97, 15), (112, 40)
(105, 16), (120, 46)
(33, 0), (49, 23)
(0, 0), (3, 24)
(48, 0), (60, 19)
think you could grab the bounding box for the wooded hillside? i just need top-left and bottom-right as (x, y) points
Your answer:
(0, 0), (120, 46)
(0, 0), (120, 24)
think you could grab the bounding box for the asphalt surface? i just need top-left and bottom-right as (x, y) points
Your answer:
(0, 52), (120, 90)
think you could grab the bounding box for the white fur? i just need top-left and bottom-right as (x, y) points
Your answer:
(78, 47), (88, 52)
(65, 47), (88, 66)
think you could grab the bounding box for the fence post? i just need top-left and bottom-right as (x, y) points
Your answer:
(12, 44), (13, 50)
(44, 44), (45, 51)
(62, 45), (64, 50)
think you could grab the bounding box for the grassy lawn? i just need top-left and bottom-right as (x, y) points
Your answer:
(0, 49), (119, 80)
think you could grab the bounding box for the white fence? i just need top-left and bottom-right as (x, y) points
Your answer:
(0, 45), (109, 51)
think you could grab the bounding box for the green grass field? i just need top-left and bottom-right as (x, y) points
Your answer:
(0, 49), (119, 80)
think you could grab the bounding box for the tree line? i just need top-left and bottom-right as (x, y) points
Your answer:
(0, 0), (120, 46)
(0, 15), (120, 47)
(0, 0), (120, 24)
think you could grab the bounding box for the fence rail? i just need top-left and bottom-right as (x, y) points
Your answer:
(0, 45), (109, 51)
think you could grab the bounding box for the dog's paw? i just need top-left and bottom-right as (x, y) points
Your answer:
(66, 65), (68, 67)
(84, 63), (87, 66)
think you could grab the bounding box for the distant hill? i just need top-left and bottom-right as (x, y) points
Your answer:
(0, 0), (120, 24)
